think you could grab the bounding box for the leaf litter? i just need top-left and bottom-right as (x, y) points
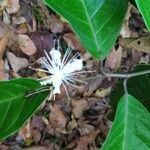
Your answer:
(0, 1), (149, 150)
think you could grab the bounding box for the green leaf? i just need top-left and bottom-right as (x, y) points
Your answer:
(102, 94), (150, 150)
(44, 0), (128, 59)
(110, 64), (150, 119)
(135, 0), (150, 30)
(0, 78), (49, 140)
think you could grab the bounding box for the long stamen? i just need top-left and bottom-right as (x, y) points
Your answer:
(65, 76), (87, 84)
(61, 48), (72, 68)
(62, 81), (70, 99)
(63, 78), (79, 88)
(69, 70), (96, 75)
(29, 66), (50, 73)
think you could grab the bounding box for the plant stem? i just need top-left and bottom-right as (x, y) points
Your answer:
(104, 69), (150, 79)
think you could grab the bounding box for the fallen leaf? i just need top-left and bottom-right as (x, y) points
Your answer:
(105, 46), (122, 70)
(0, 60), (4, 80)
(71, 99), (87, 118)
(63, 33), (85, 52)
(84, 76), (103, 97)
(119, 36), (150, 54)
(12, 16), (26, 25)
(49, 104), (67, 133)
(6, 51), (29, 73)
(0, 31), (9, 80)
(67, 115), (77, 133)
(120, 4), (132, 38)
(78, 118), (95, 135)
(30, 31), (53, 57)
(49, 15), (64, 33)
(0, 0), (7, 11)
(30, 115), (45, 131)
(18, 34), (37, 56)
(67, 129), (100, 150)
(19, 122), (33, 146)
(2, 9), (11, 24)
(32, 129), (41, 143)
(6, 0), (20, 14)
(94, 87), (112, 98)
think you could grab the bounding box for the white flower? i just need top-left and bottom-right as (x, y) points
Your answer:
(38, 45), (85, 99)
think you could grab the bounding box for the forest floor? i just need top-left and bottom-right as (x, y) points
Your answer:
(0, 0), (149, 150)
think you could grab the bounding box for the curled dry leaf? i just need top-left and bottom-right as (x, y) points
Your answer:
(63, 33), (85, 52)
(18, 34), (37, 56)
(105, 46), (122, 70)
(6, 0), (20, 14)
(49, 104), (67, 133)
(119, 36), (150, 54)
(6, 52), (29, 73)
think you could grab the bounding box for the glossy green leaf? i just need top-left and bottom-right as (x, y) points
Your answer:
(110, 64), (150, 119)
(136, 0), (150, 30)
(102, 94), (150, 150)
(0, 78), (49, 140)
(44, 0), (128, 59)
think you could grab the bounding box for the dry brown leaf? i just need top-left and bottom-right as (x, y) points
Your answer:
(63, 33), (85, 52)
(67, 129), (100, 150)
(49, 15), (64, 33)
(0, 60), (4, 80)
(0, 0), (7, 11)
(32, 129), (41, 143)
(78, 119), (95, 136)
(6, 52), (28, 72)
(49, 104), (67, 132)
(67, 115), (77, 133)
(18, 34), (37, 56)
(71, 99), (87, 118)
(30, 31), (53, 57)
(105, 46), (122, 70)
(19, 122), (33, 146)
(119, 36), (150, 54)
(94, 87), (112, 98)
(0, 32), (9, 80)
(120, 4), (132, 38)
(6, 0), (20, 14)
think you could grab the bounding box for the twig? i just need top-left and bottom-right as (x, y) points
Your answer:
(104, 69), (150, 79)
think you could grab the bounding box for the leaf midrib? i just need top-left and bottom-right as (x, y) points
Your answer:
(81, 0), (100, 52)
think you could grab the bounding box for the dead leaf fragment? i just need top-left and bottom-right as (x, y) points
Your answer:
(6, 0), (20, 14)
(119, 36), (150, 54)
(0, 60), (4, 80)
(105, 47), (122, 70)
(63, 33), (85, 52)
(67, 129), (100, 150)
(18, 34), (37, 56)
(6, 52), (29, 72)
(49, 15), (64, 33)
(49, 104), (67, 132)
(94, 87), (112, 98)
(30, 31), (53, 57)
(71, 99), (87, 118)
